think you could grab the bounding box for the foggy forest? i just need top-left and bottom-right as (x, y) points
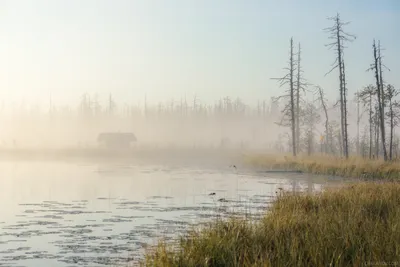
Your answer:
(0, 15), (397, 161)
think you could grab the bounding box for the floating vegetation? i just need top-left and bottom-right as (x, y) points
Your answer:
(0, 163), (319, 266)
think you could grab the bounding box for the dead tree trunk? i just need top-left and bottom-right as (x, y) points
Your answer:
(375, 105), (380, 158)
(378, 41), (389, 158)
(372, 40), (388, 161)
(357, 89), (360, 155)
(385, 85), (399, 160)
(338, 129), (343, 157)
(357, 85), (375, 159)
(271, 38), (297, 157)
(369, 92), (373, 159)
(389, 96), (394, 160)
(296, 43), (301, 154)
(342, 60), (349, 157)
(317, 86), (329, 154)
(324, 13), (355, 159)
(337, 33), (345, 158)
(289, 39), (296, 156)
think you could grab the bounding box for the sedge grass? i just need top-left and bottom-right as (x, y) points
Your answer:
(244, 154), (400, 181)
(143, 182), (400, 267)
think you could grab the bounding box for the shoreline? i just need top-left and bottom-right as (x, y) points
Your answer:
(141, 155), (400, 266)
(143, 182), (400, 266)
(243, 154), (400, 181)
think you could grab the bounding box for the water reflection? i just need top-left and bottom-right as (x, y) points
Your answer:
(0, 160), (328, 266)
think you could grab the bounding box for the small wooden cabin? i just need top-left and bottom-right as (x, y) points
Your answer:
(97, 132), (137, 148)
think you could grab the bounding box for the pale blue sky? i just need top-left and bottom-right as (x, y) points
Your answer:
(0, 0), (398, 108)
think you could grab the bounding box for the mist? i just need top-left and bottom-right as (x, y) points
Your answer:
(0, 95), (282, 150)
(0, 93), (364, 154)
(1, 1), (400, 266)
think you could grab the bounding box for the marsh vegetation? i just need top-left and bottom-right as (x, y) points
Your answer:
(144, 183), (400, 267)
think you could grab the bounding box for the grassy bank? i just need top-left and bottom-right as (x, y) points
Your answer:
(143, 182), (400, 267)
(244, 154), (400, 180)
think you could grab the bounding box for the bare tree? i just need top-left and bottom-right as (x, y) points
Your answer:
(356, 85), (375, 158)
(356, 88), (360, 155)
(385, 84), (400, 160)
(316, 86), (330, 153)
(295, 43), (307, 154)
(342, 58), (349, 156)
(324, 13), (356, 159)
(108, 94), (116, 115)
(374, 104), (380, 158)
(370, 40), (388, 160)
(271, 38), (297, 156)
(360, 125), (369, 158)
(303, 102), (321, 155)
(289, 39), (296, 157)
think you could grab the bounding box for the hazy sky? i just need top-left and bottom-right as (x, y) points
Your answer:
(0, 0), (398, 108)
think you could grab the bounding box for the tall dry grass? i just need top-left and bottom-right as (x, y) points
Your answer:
(143, 183), (400, 267)
(244, 154), (400, 180)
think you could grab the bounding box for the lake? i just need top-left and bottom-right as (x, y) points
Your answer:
(0, 155), (334, 266)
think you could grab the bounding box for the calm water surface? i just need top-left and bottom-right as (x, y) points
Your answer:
(0, 157), (332, 266)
